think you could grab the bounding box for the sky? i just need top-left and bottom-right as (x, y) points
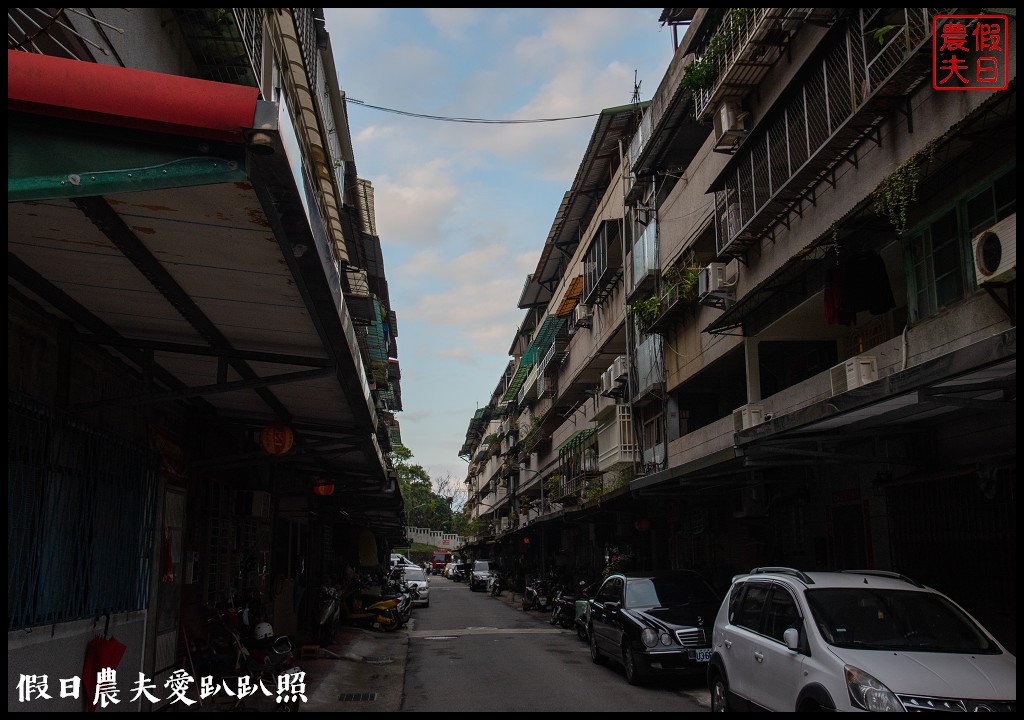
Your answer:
(322, 9), (677, 494)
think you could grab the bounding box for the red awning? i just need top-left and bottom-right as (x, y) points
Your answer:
(7, 49), (259, 143)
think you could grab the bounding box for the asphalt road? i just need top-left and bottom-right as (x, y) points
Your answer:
(400, 575), (711, 712)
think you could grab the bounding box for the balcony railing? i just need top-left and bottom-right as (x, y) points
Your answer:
(712, 8), (939, 258)
(693, 8), (820, 122)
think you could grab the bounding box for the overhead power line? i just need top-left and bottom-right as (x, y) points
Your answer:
(347, 97), (603, 124)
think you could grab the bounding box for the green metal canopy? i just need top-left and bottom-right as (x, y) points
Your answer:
(500, 314), (566, 403)
(555, 427), (598, 453)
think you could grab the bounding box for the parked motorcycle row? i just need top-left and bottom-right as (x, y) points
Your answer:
(319, 570), (420, 641)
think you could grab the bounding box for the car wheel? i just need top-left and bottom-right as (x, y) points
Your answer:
(590, 627), (607, 665)
(423, 600), (429, 608)
(711, 673), (730, 712)
(623, 644), (648, 686)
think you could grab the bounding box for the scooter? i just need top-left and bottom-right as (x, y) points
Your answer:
(549, 584), (578, 629)
(192, 613), (302, 711)
(337, 580), (404, 632)
(522, 575), (551, 612)
(574, 581), (595, 642)
(318, 585), (343, 645)
(385, 570), (417, 625)
(487, 572), (503, 597)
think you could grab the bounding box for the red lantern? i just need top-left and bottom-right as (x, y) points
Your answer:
(634, 518), (651, 532)
(260, 422), (294, 455)
(313, 479), (335, 496)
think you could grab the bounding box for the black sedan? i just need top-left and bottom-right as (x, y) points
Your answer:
(588, 570), (721, 685)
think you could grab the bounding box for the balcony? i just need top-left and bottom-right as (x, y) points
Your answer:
(627, 219), (659, 300)
(711, 8), (940, 258)
(598, 405), (639, 472)
(693, 8), (823, 123)
(646, 273), (700, 334)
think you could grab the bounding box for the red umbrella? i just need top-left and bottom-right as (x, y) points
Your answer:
(82, 634), (127, 712)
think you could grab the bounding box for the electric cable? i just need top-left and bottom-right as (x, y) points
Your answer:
(347, 97), (609, 124)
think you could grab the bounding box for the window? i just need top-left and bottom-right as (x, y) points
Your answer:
(906, 166), (1015, 323)
(732, 582), (770, 631)
(764, 587), (801, 643)
(597, 577), (624, 603)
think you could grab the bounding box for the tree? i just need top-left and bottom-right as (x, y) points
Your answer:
(390, 446), (462, 531)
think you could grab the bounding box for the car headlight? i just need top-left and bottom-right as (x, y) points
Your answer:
(660, 632), (672, 646)
(641, 628), (659, 648)
(845, 664), (903, 712)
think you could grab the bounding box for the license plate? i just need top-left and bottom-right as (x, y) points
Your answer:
(693, 648), (712, 662)
(538, 597), (547, 605)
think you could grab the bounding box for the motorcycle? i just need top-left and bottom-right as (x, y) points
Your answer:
(574, 581), (595, 642)
(190, 613), (301, 711)
(522, 575), (551, 612)
(336, 579), (404, 632)
(318, 585), (343, 645)
(384, 567), (418, 625)
(487, 571), (503, 597)
(549, 584), (578, 629)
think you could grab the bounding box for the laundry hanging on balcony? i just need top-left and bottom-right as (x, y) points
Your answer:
(825, 250), (895, 325)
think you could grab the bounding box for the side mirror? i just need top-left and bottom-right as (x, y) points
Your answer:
(783, 627), (800, 650)
(604, 601), (621, 613)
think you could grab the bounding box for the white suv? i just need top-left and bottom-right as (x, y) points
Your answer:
(708, 568), (1016, 712)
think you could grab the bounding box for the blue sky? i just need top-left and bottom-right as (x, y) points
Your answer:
(323, 9), (676, 495)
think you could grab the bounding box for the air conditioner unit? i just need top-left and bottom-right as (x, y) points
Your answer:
(972, 213), (1016, 285)
(830, 356), (879, 395)
(600, 367), (623, 398)
(714, 100), (748, 141)
(723, 258), (740, 286)
(612, 355), (629, 383)
(699, 263), (727, 297)
(574, 303), (593, 329)
(733, 403), (765, 431)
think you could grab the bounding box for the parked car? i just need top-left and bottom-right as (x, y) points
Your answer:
(443, 561), (460, 579)
(391, 565), (429, 608)
(588, 570), (721, 685)
(708, 567), (1017, 712)
(451, 563), (471, 583)
(468, 560), (494, 592)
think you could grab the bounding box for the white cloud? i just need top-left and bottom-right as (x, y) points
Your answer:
(322, 7), (672, 477)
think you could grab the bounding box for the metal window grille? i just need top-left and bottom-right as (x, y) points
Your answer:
(8, 395), (158, 631)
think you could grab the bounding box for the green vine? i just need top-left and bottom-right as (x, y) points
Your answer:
(872, 142), (936, 235)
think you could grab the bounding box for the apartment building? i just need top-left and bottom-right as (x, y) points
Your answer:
(459, 8), (1015, 652)
(8, 8), (406, 709)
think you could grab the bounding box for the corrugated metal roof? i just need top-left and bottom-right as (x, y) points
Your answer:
(555, 427), (598, 453)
